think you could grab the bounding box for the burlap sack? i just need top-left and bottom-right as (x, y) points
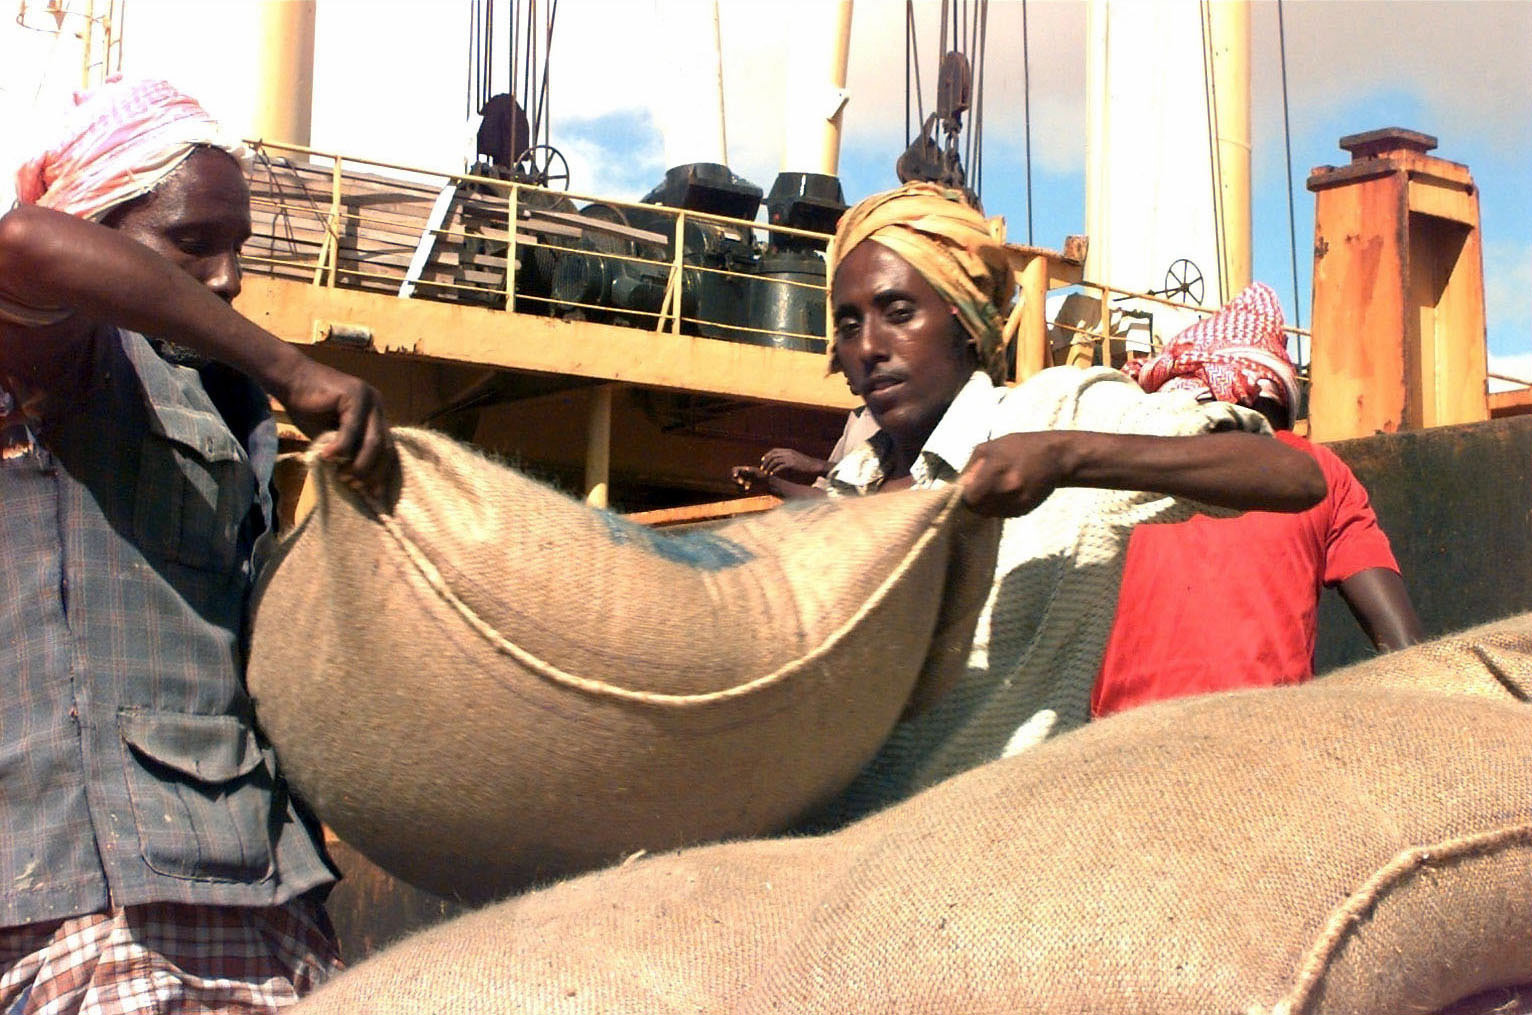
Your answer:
(293, 675), (1532, 1015)
(247, 428), (997, 901)
(1323, 610), (1532, 700)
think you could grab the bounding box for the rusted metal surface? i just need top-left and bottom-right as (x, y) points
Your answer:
(1315, 415), (1532, 672)
(1307, 130), (1487, 442)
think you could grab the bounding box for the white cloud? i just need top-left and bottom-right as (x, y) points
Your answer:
(1488, 352), (1532, 393)
(840, 1), (1085, 176)
(1256, 1), (1532, 155)
(558, 130), (665, 203)
(1484, 238), (1531, 360)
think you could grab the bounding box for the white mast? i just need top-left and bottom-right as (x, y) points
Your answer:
(1085, 0), (1250, 341)
(653, 0), (729, 167)
(252, 0), (316, 147)
(780, 0), (853, 176)
(1205, 0), (1250, 301)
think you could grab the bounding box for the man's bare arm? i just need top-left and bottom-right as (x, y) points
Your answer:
(1337, 567), (1425, 651)
(958, 430), (1327, 518)
(0, 204), (393, 495)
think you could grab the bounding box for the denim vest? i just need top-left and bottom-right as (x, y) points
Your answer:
(0, 327), (335, 927)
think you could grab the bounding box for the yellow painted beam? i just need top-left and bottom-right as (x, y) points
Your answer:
(236, 277), (858, 411)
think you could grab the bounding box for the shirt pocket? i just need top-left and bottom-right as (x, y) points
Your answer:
(132, 404), (254, 573)
(118, 709), (277, 883)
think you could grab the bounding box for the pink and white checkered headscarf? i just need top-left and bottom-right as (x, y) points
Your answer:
(1125, 282), (1302, 426)
(15, 77), (248, 223)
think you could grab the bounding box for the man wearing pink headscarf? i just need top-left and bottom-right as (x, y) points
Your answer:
(1095, 283), (1424, 717)
(0, 78), (391, 1012)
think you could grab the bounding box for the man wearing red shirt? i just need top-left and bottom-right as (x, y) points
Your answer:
(1094, 283), (1424, 717)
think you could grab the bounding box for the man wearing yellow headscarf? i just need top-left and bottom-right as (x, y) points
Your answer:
(812, 182), (1327, 824)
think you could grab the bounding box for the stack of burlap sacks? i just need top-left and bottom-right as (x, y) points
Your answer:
(247, 428), (999, 899)
(289, 611), (1532, 1015)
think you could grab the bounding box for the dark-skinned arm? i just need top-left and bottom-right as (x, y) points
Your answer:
(1337, 566), (1425, 651)
(730, 465), (828, 500)
(958, 429), (1327, 518)
(760, 447), (833, 483)
(0, 204), (393, 495)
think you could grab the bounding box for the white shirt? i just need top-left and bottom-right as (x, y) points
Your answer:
(821, 366), (1269, 821)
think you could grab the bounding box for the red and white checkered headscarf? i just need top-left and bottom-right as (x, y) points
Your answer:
(15, 76), (248, 222)
(1125, 282), (1301, 426)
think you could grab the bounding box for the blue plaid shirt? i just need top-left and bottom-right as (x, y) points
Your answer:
(0, 325), (334, 927)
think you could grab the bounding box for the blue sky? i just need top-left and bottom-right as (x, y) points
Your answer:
(10, 0), (1520, 371)
(822, 3), (1530, 368)
(553, 1), (1532, 370)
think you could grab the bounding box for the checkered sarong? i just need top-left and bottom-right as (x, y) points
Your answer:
(0, 900), (341, 1015)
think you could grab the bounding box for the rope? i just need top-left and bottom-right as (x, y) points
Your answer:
(466, 0), (477, 121)
(304, 444), (970, 708)
(1277, 0), (1303, 344)
(976, 0), (988, 198)
(1022, 0), (1033, 243)
(539, 0), (559, 151)
(962, 0), (973, 178)
(1199, 1), (1230, 305)
(522, 0), (535, 143)
(908, 1), (927, 140)
(483, 0), (494, 114)
(939, 0), (949, 80)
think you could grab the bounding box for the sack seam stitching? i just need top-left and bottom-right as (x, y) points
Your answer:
(313, 440), (966, 707)
(1268, 822), (1532, 1015)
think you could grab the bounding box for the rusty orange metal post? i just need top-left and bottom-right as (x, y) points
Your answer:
(1306, 129), (1488, 441)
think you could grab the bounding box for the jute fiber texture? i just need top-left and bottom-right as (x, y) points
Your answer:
(1322, 610), (1532, 700)
(292, 672), (1532, 1015)
(246, 428), (998, 902)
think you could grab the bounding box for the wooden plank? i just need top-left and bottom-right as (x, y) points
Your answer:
(526, 209), (669, 246)
(236, 277), (858, 411)
(1490, 389), (1532, 417)
(624, 494), (782, 527)
(485, 219), (582, 241)
(453, 268), (504, 286)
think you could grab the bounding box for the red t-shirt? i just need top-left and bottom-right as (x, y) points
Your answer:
(1093, 431), (1399, 718)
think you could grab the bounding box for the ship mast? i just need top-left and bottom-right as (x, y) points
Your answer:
(1204, 0), (1250, 302)
(653, 0), (729, 169)
(781, 0), (854, 178)
(1085, 0), (1249, 339)
(252, 0), (315, 147)
(13, 0), (123, 89)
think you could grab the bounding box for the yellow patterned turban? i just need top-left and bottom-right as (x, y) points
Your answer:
(827, 182), (1030, 383)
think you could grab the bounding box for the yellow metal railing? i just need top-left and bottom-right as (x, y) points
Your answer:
(1043, 279), (1314, 383)
(242, 139), (837, 350)
(241, 139), (1312, 382)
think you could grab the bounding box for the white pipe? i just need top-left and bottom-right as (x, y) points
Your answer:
(781, 0), (853, 176)
(1084, 0), (1109, 285)
(1206, 0), (1251, 301)
(653, 0), (729, 167)
(584, 385), (614, 509)
(253, 0), (316, 147)
(1085, 0), (1236, 341)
